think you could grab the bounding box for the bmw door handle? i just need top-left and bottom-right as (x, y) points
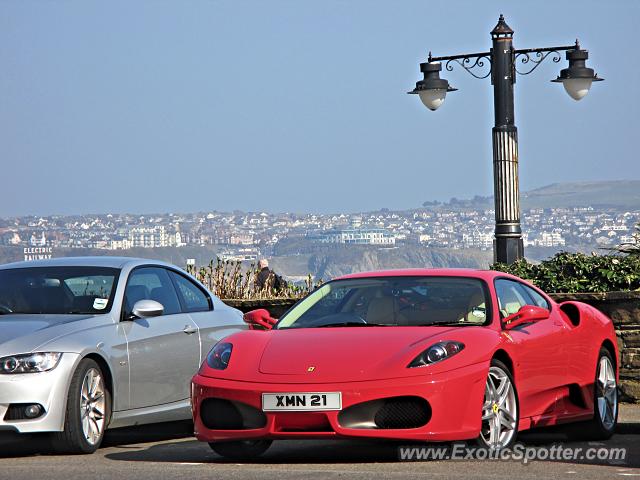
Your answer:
(183, 325), (197, 335)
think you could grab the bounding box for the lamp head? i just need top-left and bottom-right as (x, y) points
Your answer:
(408, 60), (457, 111)
(552, 43), (604, 101)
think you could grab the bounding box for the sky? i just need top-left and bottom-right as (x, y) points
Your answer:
(0, 0), (638, 217)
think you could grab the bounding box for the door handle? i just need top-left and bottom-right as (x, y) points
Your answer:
(183, 325), (197, 335)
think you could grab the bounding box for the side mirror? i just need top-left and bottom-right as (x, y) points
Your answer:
(243, 308), (276, 330)
(503, 305), (550, 330)
(132, 299), (164, 319)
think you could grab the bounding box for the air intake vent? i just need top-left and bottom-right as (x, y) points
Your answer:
(200, 398), (266, 430)
(374, 397), (431, 429)
(338, 396), (431, 430)
(559, 302), (581, 327)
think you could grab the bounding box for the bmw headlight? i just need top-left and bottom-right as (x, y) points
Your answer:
(408, 341), (464, 368)
(0, 352), (62, 374)
(206, 343), (233, 370)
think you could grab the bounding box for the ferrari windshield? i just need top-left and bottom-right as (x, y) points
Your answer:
(0, 266), (120, 315)
(276, 276), (490, 329)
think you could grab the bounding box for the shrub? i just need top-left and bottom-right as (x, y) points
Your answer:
(491, 251), (640, 293)
(185, 258), (318, 300)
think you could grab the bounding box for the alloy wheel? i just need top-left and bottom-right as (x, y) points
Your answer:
(79, 367), (106, 446)
(480, 365), (517, 449)
(597, 355), (617, 431)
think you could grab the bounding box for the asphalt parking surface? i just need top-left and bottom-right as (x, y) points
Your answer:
(0, 405), (638, 480)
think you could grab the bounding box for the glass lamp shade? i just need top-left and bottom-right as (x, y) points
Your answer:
(418, 89), (447, 111)
(562, 77), (593, 101)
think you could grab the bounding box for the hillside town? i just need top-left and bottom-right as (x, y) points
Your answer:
(2, 205), (638, 262)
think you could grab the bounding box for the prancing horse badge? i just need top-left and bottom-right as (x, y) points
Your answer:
(307, 366), (315, 372)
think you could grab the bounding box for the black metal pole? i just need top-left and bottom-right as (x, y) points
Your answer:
(490, 15), (523, 264)
(414, 16), (598, 264)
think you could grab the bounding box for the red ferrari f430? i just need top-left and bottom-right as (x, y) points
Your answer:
(191, 269), (619, 459)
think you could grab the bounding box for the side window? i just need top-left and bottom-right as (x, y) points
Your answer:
(495, 279), (529, 318)
(520, 284), (550, 310)
(169, 271), (211, 313)
(124, 267), (181, 317)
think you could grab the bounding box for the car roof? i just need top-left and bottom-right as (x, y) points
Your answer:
(0, 256), (177, 271)
(336, 268), (510, 281)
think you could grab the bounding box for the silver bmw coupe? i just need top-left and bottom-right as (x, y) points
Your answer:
(0, 256), (246, 453)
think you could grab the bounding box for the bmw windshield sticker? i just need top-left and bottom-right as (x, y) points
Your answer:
(93, 298), (108, 310)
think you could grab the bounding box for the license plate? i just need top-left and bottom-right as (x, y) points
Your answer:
(262, 392), (342, 412)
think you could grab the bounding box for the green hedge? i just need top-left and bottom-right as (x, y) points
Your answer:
(491, 252), (640, 293)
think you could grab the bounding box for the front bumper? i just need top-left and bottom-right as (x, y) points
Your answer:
(0, 353), (79, 434)
(192, 362), (487, 442)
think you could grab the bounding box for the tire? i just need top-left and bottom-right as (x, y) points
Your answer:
(582, 347), (618, 440)
(51, 358), (111, 454)
(476, 359), (519, 449)
(208, 439), (272, 460)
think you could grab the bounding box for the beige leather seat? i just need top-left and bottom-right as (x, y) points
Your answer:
(366, 296), (407, 325)
(465, 291), (487, 323)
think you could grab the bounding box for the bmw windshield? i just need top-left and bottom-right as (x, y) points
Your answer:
(0, 266), (120, 315)
(276, 276), (491, 329)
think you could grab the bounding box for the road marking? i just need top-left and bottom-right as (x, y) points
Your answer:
(176, 463), (204, 466)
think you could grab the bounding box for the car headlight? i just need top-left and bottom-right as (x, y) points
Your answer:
(408, 341), (464, 368)
(0, 352), (62, 374)
(206, 343), (233, 370)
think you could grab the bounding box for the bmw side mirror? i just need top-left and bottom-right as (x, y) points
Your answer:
(243, 309), (276, 330)
(503, 305), (550, 330)
(131, 299), (164, 319)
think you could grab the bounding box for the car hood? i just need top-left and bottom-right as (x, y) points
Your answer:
(0, 314), (102, 356)
(211, 326), (477, 383)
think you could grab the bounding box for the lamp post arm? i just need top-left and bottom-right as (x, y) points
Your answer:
(427, 51), (492, 62)
(427, 43), (580, 80)
(513, 43), (579, 76)
(426, 51), (493, 80)
(513, 44), (578, 56)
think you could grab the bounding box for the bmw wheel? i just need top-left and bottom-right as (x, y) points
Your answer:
(209, 439), (272, 460)
(477, 359), (519, 449)
(52, 358), (111, 454)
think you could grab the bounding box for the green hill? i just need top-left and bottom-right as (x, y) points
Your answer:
(521, 181), (640, 210)
(425, 180), (640, 210)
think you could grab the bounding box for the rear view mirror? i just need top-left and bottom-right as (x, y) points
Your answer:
(503, 305), (550, 330)
(132, 299), (164, 319)
(243, 309), (276, 330)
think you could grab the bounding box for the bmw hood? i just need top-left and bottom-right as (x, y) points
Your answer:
(0, 314), (98, 356)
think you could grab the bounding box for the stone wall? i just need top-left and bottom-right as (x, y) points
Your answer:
(224, 291), (640, 402)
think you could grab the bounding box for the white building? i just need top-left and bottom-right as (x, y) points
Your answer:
(462, 229), (493, 249)
(319, 228), (396, 245)
(536, 231), (566, 247)
(128, 226), (168, 248)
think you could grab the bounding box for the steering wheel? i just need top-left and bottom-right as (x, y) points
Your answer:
(399, 298), (430, 312)
(0, 303), (13, 314)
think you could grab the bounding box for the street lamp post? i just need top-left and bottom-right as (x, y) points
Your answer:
(410, 15), (603, 264)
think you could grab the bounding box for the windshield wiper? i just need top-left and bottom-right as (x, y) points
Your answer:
(316, 322), (390, 328)
(416, 321), (475, 327)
